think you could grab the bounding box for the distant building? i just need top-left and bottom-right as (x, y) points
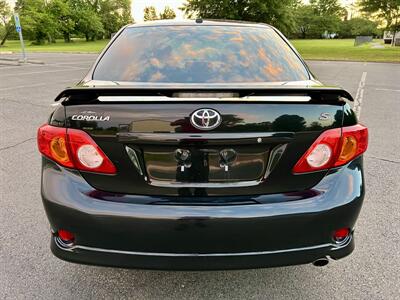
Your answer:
(384, 31), (400, 45)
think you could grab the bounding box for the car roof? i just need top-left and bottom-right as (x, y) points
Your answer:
(126, 19), (274, 29)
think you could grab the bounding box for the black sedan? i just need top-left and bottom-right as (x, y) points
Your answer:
(38, 20), (368, 270)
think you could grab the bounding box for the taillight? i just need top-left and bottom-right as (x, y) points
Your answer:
(293, 124), (368, 174)
(37, 125), (74, 168)
(334, 124), (368, 167)
(37, 124), (116, 174)
(67, 128), (116, 174)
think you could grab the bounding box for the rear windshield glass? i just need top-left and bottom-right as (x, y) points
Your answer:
(93, 25), (309, 83)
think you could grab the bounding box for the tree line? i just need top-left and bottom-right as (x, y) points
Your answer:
(1, 0), (399, 46)
(143, 6), (176, 21)
(182, 0), (399, 39)
(0, 0), (181, 45)
(0, 0), (132, 45)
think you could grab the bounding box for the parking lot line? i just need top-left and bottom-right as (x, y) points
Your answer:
(0, 79), (73, 91)
(0, 67), (88, 77)
(353, 71), (367, 119)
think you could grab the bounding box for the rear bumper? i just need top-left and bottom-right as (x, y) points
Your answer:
(41, 157), (365, 270)
(51, 234), (354, 270)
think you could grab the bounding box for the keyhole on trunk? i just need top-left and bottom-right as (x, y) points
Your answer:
(219, 149), (237, 172)
(175, 149), (192, 172)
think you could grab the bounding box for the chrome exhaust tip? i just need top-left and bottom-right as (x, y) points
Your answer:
(312, 257), (329, 267)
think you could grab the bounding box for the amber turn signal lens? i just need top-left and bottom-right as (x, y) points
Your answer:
(50, 137), (70, 163)
(339, 136), (357, 162)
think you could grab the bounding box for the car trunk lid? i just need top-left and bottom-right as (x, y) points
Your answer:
(59, 86), (349, 197)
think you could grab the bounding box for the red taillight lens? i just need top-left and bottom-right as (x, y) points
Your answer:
(293, 124), (368, 174)
(333, 228), (350, 242)
(37, 124), (116, 174)
(293, 128), (341, 173)
(58, 229), (75, 243)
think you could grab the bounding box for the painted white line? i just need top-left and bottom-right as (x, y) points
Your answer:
(0, 63), (88, 72)
(375, 88), (400, 92)
(353, 71), (367, 119)
(0, 67), (87, 77)
(0, 79), (73, 91)
(49, 61), (95, 66)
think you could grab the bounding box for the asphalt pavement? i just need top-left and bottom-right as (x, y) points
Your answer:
(0, 53), (399, 299)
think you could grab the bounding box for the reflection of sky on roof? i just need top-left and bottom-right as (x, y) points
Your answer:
(94, 26), (309, 83)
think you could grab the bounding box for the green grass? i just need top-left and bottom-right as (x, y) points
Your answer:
(1, 38), (399, 63)
(291, 39), (400, 63)
(0, 38), (109, 53)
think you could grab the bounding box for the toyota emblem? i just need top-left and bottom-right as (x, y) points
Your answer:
(190, 108), (222, 130)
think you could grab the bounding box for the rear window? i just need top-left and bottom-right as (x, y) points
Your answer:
(93, 25), (309, 83)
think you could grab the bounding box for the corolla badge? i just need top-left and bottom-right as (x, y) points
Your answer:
(190, 108), (222, 130)
(71, 111), (110, 121)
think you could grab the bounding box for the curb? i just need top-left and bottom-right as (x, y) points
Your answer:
(0, 60), (20, 66)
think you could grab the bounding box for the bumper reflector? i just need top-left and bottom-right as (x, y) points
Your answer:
(58, 229), (75, 243)
(333, 228), (350, 242)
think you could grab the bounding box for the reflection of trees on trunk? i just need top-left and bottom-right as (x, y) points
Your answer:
(171, 117), (194, 133)
(272, 114), (306, 132)
(171, 113), (345, 133)
(309, 121), (323, 131)
(223, 122), (274, 132)
(333, 110), (343, 128)
(220, 114), (244, 128)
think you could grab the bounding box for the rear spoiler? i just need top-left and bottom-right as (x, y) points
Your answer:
(55, 86), (354, 104)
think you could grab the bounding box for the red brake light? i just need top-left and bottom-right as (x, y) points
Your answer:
(293, 124), (368, 174)
(37, 124), (116, 174)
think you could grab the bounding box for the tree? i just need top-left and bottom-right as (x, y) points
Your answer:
(48, 0), (75, 42)
(338, 17), (379, 38)
(15, 0), (59, 44)
(359, 0), (400, 44)
(310, 0), (344, 16)
(144, 6), (158, 21)
(0, 0), (12, 45)
(6, 0), (131, 43)
(294, 5), (315, 38)
(97, 0), (132, 38)
(159, 6), (176, 20)
(181, 0), (298, 34)
(70, 0), (104, 41)
(293, 0), (344, 38)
